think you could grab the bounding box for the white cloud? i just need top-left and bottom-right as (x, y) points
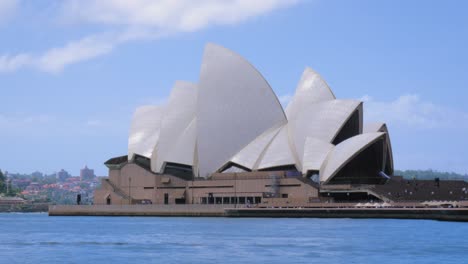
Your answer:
(0, 33), (118, 73)
(0, 0), (299, 73)
(37, 33), (117, 73)
(362, 94), (468, 129)
(0, 0), (17, 23)
(0, 53), (31, 72)
(61, 0), (298, 31)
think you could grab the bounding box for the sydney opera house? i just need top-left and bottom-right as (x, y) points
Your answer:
(94, 43), (398, 206)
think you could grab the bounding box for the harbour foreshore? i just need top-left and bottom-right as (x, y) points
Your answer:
(49, 203), (468, 221)
(49, 204), (230, 217)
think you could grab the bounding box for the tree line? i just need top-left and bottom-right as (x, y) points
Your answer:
(395, 169), (468, 181)
(0, 169), (17, 196)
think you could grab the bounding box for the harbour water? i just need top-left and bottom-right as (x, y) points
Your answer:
(0, 213), (467, 264)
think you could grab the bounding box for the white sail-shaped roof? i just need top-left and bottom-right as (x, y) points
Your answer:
(163, 118), (197, 168)
(128, 105), (164, 160)
(363, 122), (385, 133)
(125, 43), (394, 183)
(256, 125), (298, 170)
(364, 122), (394, 174)
(229, 123), (283, 170)
(320, 132), (385, 183)
(152, 81), (197, 173)
(289, 99), (362, 166)
(196, 43), (287, 177)
(302, 137), (334, 173)
(286, 67), (335, 118)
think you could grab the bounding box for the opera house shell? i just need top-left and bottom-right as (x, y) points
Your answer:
(127, 43), (393, 185)
(94, 44), (468, 208)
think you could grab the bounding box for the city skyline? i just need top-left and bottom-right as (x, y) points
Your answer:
(2, 0), (468, 175)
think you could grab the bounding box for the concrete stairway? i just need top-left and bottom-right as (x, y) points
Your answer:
(104, 179), (132, 202)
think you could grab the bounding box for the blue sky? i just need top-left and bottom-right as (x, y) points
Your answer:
(1, 0), (468, 176)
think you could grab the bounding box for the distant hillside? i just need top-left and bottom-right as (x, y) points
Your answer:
(395, 169), (468, 181)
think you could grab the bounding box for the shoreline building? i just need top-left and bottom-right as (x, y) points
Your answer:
(56, 169), (71, 182)
(80, 166), (95, 181)
(94, 43), (463, 206)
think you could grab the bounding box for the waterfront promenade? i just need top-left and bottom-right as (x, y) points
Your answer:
(49, 203), (468, 221)
(49, 204), (231, 217)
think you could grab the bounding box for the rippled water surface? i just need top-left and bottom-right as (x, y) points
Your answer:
(0, 213), (467, 263)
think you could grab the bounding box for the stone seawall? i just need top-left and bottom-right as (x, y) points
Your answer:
(49, 204), (468, 221)
(0, 203), (49, 213)
(49, 204), (232, 217)
(225, 208), (468, 222)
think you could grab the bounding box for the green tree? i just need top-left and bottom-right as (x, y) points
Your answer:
(6, 180), (16, 196)
(0, 170), (6, 194)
